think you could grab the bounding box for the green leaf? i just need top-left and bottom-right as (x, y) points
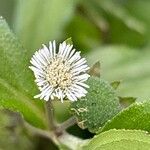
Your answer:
(58, 144), (71, 150)
(92, 0), (146, 46)
(0, 1), (14, 25)
(83, 129), (150, 150)
(14, 0), (77, 51)
(98, 1), (145, 34)
(71, 77), (121, 133)
(65, 37), (73, 45)
(99, 101), (150, 133)
(95, 140), (150, 150)
(87, 46), (150, 101)
(125, 0), (150, 43)
(88, 61), (101, 77)
(110, 81), (121, 90)
(0, 17), (46, 128)
(0, 110), (34, 150)
(119, 96), (136, 108)
(65, 14), (101, 52)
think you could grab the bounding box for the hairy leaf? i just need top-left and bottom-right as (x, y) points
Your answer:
(100, 101), (150, 133)
(71, 77), (121, 133)
(83, 129), (150, 150)
(0, 110), (34, 150)
(0, 17), (46, 128)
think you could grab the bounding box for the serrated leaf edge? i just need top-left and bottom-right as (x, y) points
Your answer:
(93, 139), (150, 150)
(83, 129), (150, 150)
(99, 101), (149, 133)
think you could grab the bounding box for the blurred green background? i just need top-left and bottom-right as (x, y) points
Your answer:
(0, 0), (150, 149)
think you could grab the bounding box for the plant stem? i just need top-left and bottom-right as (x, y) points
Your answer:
(24, 121), (86, 150)
(25, 101), (83, 149)
(45, 100), (56, 131)
(24, 121), (59, 145)
(58, 132), (86, 150)
(56, 116), (77, 133)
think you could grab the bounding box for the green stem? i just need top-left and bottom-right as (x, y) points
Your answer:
(25, 101), (85, 149)
(24, 121), (86, 150)
(45, 100), (56, 130)
(56, 116), (77, 133)
(58, 132), (87, 150)
(24, 121), (59, 145)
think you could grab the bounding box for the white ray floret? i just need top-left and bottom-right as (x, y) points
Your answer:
(29, 40), (90, 102)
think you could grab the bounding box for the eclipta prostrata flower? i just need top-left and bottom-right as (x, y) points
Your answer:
(29, 40), (90, 102)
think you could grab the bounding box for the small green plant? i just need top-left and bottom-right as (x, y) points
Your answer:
(1, 0), (150, 148)
(1, 16), (150, 150)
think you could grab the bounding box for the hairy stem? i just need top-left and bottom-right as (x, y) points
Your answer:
(45, 100), (56, 130)
(58, 132), (86, 150)
(25, 100), (84, 149)
(24, 121), (59, 145)
(57, 116), (77, 132)
(24, 121), (86, 150)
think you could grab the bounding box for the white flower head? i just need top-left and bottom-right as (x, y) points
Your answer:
(29, 40), (90, 102)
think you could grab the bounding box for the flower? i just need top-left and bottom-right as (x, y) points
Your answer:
(29, 40), (90, 102)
